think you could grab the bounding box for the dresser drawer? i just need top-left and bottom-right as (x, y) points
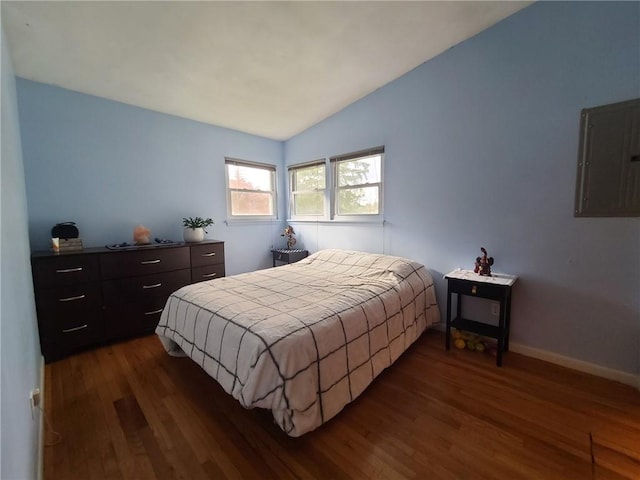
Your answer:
(40, 319), (103, 362)
(190, 242), (224, 268)
(100, 247), (190, 279)
(35, 281), (103, 362)
(191, 264), (225, 283)
(35, 282), (102, 330)
(104, 296), (168, 340)
(32, 254), (100, 288)
(102, 268), (190, 305)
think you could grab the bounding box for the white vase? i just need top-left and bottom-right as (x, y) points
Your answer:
(183, 227), (205, 243)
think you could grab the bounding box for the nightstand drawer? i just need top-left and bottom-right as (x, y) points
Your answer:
(190, 242), (224, 267)
(447, 278), (505, 301)
(100, 247), (190, 279)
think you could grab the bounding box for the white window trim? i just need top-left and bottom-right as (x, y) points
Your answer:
(330, 147), (384, 222)
(288, 159), (329, 221)
(225, 157), (278, 221)
(287, 146), (384, 223)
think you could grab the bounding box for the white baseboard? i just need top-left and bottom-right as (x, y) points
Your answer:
(433, 324), (639, 390)
(509, 342), (640, 391)
(37, 355), (45, 480)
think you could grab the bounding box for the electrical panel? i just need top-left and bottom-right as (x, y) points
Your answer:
(574, 98), (640, 217)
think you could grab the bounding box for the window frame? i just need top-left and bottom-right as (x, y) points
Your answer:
(225, 157), (278, 221)
(288, 160), (328, 220)
(287, 146), (384, 223)
(330, 146), (384, 221)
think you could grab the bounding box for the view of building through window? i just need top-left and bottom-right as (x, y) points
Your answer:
(226, 160), (276, 217)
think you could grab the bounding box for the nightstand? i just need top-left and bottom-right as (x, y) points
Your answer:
(444, 269), (518, 366)
(271, 249), (309, 267)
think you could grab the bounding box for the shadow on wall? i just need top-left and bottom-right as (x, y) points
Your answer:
(510, 274), (639, 374)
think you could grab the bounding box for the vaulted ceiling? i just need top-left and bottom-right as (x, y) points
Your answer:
(2, 1), (531, 140)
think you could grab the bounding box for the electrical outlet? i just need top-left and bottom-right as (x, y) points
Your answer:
(491, 303), (500, 316)
(30, 388), (41, 418)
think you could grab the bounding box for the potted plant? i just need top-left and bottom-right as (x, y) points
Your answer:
(182, 216), (214, 243)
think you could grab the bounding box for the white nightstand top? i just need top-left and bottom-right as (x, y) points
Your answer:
(444, 268), (518, 287)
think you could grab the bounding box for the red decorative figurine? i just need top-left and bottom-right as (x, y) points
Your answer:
(474, 247), (494, 276)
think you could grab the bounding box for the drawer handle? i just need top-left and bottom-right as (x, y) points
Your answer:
(202, 273), (217, 278)
(201, 252), (216, 257)
(144, 309), (163, 316)
(56, 267), (83, 273)
(140, 259), (161, 265)
(142, 283), (162, 289)
(62, 324), (88, 333)
(58, 294), (86, 302)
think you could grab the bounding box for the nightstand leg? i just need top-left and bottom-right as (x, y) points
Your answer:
(504, 291), (512, 352)
(445, 285), (452, 350)
(496, 297), (506, 367)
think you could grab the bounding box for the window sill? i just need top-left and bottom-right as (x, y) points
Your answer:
(287, 219), (385, 227)
(224, 218), (279, 226)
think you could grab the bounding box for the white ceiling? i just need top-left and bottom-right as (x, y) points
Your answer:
(2, 1), (531, 141)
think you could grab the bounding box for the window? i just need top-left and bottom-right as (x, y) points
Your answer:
(288, 146), (384, 221)
(288, 161), (326, 218)
(225, 158), (277, 219)
(331, 146), (383, 217)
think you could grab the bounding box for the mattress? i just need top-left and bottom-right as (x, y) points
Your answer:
(156, 249), (440, 436)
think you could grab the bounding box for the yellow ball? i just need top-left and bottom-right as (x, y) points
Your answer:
(454, 338), (466, 349)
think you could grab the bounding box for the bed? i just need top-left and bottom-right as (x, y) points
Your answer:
(156, 249), (440, 436)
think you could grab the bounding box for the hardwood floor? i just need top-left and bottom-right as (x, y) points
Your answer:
(44, 330), (640, 479)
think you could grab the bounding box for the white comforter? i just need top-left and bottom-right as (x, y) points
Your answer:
(156, 249), (440, 436)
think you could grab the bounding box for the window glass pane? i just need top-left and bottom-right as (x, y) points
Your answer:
(293, 192), (324, 216)
(294, 164), (325, 190)
(337, 186), (379, 215)
(226, 159), (276, 218)
(230, 191), (273, 216)
(337, 155), (381, 187)
(228, 164), (273, 191)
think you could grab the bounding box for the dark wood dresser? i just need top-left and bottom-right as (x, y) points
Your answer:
(31, 240), (224, 362)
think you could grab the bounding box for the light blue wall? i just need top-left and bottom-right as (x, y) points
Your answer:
(17, 81), (286, 274)
(13, 2), (640, 377)
(1, 27), (42, 480)
(285, 2), (640, 375)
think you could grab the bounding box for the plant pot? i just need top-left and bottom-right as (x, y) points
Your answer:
(183, 227), (205, 243)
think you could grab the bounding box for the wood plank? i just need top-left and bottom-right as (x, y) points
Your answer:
(44, 331), (640, 479)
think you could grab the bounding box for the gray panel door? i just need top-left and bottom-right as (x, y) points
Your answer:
(574, 98), (640, 217)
